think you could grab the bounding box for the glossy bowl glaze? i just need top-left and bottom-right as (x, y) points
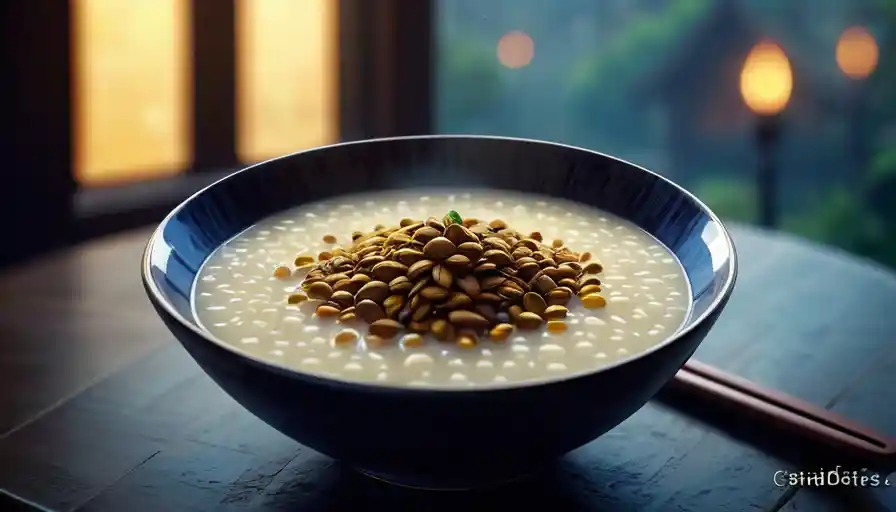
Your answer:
(142, 135), (737, 490)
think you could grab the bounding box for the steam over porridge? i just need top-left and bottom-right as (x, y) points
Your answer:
(193, 190), (691, 388)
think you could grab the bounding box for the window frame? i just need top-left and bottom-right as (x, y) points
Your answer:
(0, 0), (435, 266)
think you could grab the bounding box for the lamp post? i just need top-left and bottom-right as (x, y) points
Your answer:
(739, 41), (794, 229)
(836, 26), (879, 175)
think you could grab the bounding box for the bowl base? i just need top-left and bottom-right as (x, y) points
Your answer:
(354, 467), (533, 491)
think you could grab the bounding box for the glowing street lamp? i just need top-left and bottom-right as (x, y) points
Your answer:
(836, 26), (879, 174)
(740, 41), (793, 228)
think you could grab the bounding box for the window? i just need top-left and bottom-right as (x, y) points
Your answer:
(236, 0), (338, 162)
(74, 0), (191, 186)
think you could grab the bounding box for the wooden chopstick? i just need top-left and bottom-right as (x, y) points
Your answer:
(664, 359), (896, 473)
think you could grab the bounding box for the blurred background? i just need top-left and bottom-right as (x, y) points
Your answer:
(2, 0), (893, 271)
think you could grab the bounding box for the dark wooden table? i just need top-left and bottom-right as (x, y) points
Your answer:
(1, 225), (895, 512)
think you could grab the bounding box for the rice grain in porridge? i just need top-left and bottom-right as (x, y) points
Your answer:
(192, 190), (691, 388)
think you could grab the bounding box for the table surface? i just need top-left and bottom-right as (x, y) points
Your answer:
(2, 224), (896, 512)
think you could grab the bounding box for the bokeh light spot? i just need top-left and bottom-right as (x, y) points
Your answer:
(497, 31), (534, 69)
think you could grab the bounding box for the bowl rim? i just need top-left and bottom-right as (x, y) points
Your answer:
(141, 134), (738, 394)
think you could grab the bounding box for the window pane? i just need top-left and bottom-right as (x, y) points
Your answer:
(236, 0), (338, 163)
(436, 0), (896, 269)
(74, 0), (191, 186)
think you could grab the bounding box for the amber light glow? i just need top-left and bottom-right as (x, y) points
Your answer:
(74, 0), (191, 186)
(236, 0), (337, 162)
(739, 41), (793, 116)
(836, 26), (879, 79)
(497, 31), (535, 69)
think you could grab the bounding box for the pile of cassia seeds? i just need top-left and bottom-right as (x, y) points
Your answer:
(276, 211), (605, 348)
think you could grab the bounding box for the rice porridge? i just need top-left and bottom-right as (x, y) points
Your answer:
(193, 190), (692, 388)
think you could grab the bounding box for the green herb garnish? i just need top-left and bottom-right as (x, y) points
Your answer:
(444, 210), (463, 226)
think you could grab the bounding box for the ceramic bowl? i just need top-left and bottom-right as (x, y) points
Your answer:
(142, 135), (737, 490)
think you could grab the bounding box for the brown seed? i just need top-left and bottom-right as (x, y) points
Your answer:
(558, 278), (578, 289)
(544, 305), (568, 320)
(351, 231), (364, 241)
(498, 285), (524, 300)
(546, 320), (568, 334)
(329, 290), (355, 309)
(386, 232), (412, 246)
(530, 231), (543, 242)
(583, 261), (603, 274)
(432, 265), (453, 288)
(334, 279), (359, 294)
(523, 292), (547, 315)
(533, 274), (557, 295)
(369, 319), (403, 339)
(408, 278), (429, 298)
(511, 248), (532, 260)
(420, 286), (451, 301)
(489, 219), (507, 230)
(430, 319), (454, 341)
(456, 275), (481, 296)
(474, 262), (498, 274)
(462, 217), (479, 227)
(516, 262), (540, 280)
(482, 237), (512, 253)
(273, 265), (291, 279)
(323, 273), (349, 285)
(306, 281), (333, 301)
(480, 275), (506, 290)
(294, 255), (315, 267)
(530, 251), (545, 261)
(516, 312), (544, 329)
(338, 311), (357, 323)
(579, 284), (602, 296)
(579, 252), (592, 262)
(469, 223), (492, 236)
(383, 295), (405, 318)
(448, 310), (490, 331)
(388, 275), (413, 295)
(318, 251), (333, 261)
(476, 292), (503, 303)
(508, 304), (524, 320)
(371, 261), (408, 282)
(542, 267), (562, 280)
(555, 265), (578, 279)
(581, 293), (607, 309)
(444, 223), (477, 246)
(578, 275), (602, 289)
(423, 237), (457, 260)
(554, 251), (580, 264)
(400, 217), (416, 227)
(407, 259), (435, 280)
(355, 299), (386, 323)
(552, 239), (564, 248)
(287, 292), (308, 304)
(323, 234), (337, 244)
(358, 255), (385, 270)
(316, 304), (341, 318)
(484, 249), (514, 267)
(444, 254), (472, 271)
(425, 217), (445, 231)
(489, 323), (514, 341)
(408, 320), (432, 333)
(539, 258), (557, 269)
(547, 287), (573, 306)
(411, 301), (433, 322)
(475, 303), (497, 323)
(355, 280), (390, 304)
(394, 248), (425, 266)
(442, 292), (474, 310)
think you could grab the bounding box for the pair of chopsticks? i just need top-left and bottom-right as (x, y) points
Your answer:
(664, 359), (896, 473)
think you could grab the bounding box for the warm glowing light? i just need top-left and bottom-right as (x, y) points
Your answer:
(236, 0), (338, 162)
(497, 31), (534, 69)
(739, 41), (793, 116)
(836, 26), (879, 79)
(74, 0), (191, 186)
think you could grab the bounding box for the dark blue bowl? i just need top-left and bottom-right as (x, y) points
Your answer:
(142, 135), (737, 490)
